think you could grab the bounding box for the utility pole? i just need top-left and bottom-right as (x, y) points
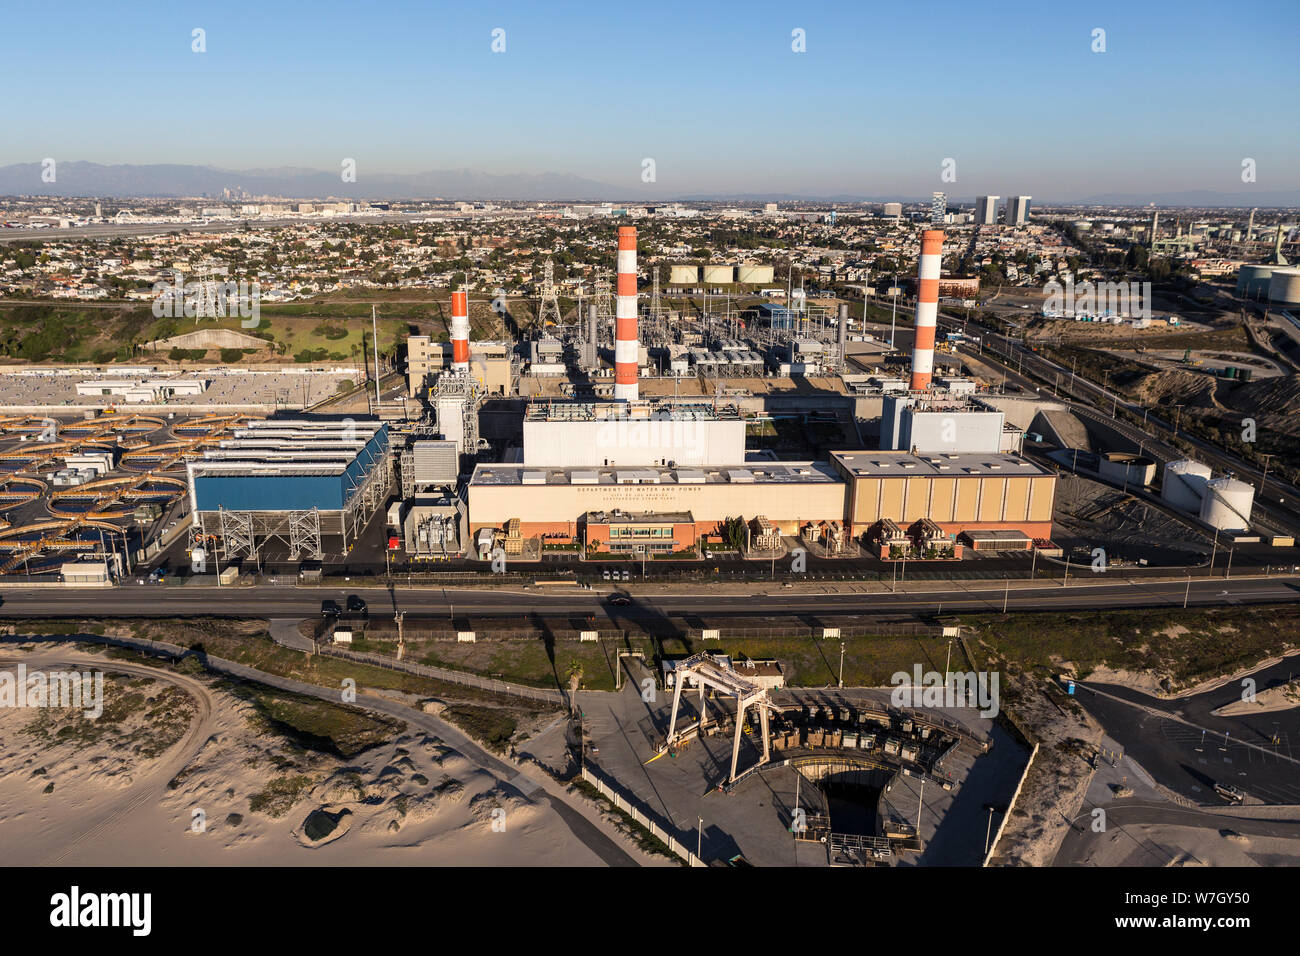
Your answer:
(838, 642), (845, 688)
(916, 777), (925, 846)
(1226, 547), (1234, 580)
(697, 816), (704, 861)
(1184, 573), (1191, 609)
(1063, 553), (1071, 587)
(1259, 453), (1274, 499)
(371, 304), (382, 411)
(1002, 576), (1010, 613)
(984, 805), (995, 855)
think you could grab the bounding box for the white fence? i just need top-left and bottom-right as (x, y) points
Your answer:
(581, 766), (704, 867)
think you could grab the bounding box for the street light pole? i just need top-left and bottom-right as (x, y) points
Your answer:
(838, 642), (845, 688)
(1184, 573), (1191, 609)
(697, 816), (703, 861)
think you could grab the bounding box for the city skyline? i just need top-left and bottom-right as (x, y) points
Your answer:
(2, 0), (1297, 200)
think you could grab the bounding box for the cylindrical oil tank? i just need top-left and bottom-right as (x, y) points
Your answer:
(736, 264), (775, 285)
(1161, 459), (1212, 513)
(669, 264), (699, 285)
(1267, 268), (1300, 306)
(1236, 264), (1277, 297)
(1200, 477), (1254, 531)
(702, 264), (735, 285)
(1099, 452), (1156, 487)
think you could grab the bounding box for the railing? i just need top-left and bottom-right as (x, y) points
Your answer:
(317, 644), (565, 706)
(579, 764), (704, 867)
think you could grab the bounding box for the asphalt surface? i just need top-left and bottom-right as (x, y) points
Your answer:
(0, 576), (1297, 622)
(1055, 800), (1300, 866)
(1074, 662), (1300, 807)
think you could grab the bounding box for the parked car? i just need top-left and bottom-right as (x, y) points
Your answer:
(346, 595), (368, 615)
(607, 594), (632, 606)
(321, 600), (342, 618)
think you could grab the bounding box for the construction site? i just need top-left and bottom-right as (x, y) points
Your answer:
(549, 652), (1026, 867)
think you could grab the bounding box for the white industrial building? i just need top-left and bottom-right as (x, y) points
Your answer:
(880, 395), (1021, 455)
(521, 400), (747, 468)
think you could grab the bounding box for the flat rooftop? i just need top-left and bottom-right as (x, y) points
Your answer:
(523, 399), (742, 422)
(586, 510), (694, 524)
(471, 460), (839, 488)
(830, 450), (1049, 478)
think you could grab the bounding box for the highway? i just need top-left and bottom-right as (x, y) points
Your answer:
(0, 576), (1296, 621)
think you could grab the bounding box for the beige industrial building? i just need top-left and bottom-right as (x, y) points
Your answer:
(468, 461), (846, 547)
(407, 335), (512, 396)
(468, 450), (1058, 552)
(831, 451), (1055, 541)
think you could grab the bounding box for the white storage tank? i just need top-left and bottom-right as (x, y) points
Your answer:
(1235, 264), (1277, 297)
(1268, 267), (1300, 306)
(1099, 452), (1156, 488)
(702, 264), (735, 285)
(669, 264), (699, 285)
(1200, 477), (1254, 531)
(736, 264), (775, 285)
(1161, 459), (1212, 514)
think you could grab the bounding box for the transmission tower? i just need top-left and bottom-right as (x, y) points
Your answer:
(537, 258), (563, 329)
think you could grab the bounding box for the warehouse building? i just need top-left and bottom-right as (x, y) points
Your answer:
(831, 451), (1055, 542)
(186, 417), (390, 562)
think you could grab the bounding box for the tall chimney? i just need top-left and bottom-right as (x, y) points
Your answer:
(909, 229), (943, 392)
(614, 226), (639, 401)
(450, 287), (470, 373)
(838, 302), (848, 362)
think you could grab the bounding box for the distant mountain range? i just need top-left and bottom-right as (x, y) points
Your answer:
(0, 162), (627, 202)
(0, 162), (1296, 207)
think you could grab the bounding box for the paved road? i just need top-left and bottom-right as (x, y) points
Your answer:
(1055, 799), (1300, 866)
(0, 576), (1296, 621)
(1073, 674), (1300, 807)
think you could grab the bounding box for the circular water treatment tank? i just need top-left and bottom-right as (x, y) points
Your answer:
(1267, 267), (1300, 306)
(1200, 477), (1254, 531)
(1161, 459), (1212, 513)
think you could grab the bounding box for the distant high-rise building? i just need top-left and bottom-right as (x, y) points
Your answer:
(1006, 196), (1032, 226)
(930, 192), (947, 225)
(975, 195), (1000, 225)
(883, 202), (903, 219)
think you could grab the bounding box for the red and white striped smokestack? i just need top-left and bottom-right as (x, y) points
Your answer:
(909, 229), (944, 391)
(450, 287), (470, 373)
(614, 225), (639, 401)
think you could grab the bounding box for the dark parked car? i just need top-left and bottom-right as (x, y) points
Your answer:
(607, 594), (632, 606)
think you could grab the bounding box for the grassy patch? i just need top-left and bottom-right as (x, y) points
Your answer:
(960, 603), (1300, 689)
(442, 705), (516, 751)
(248, 774), (315, 817)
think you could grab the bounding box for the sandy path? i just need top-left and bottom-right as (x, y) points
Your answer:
(0, 651), (218, 864)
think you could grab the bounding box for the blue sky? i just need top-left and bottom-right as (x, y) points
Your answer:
(1, 0), (1296, 198)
